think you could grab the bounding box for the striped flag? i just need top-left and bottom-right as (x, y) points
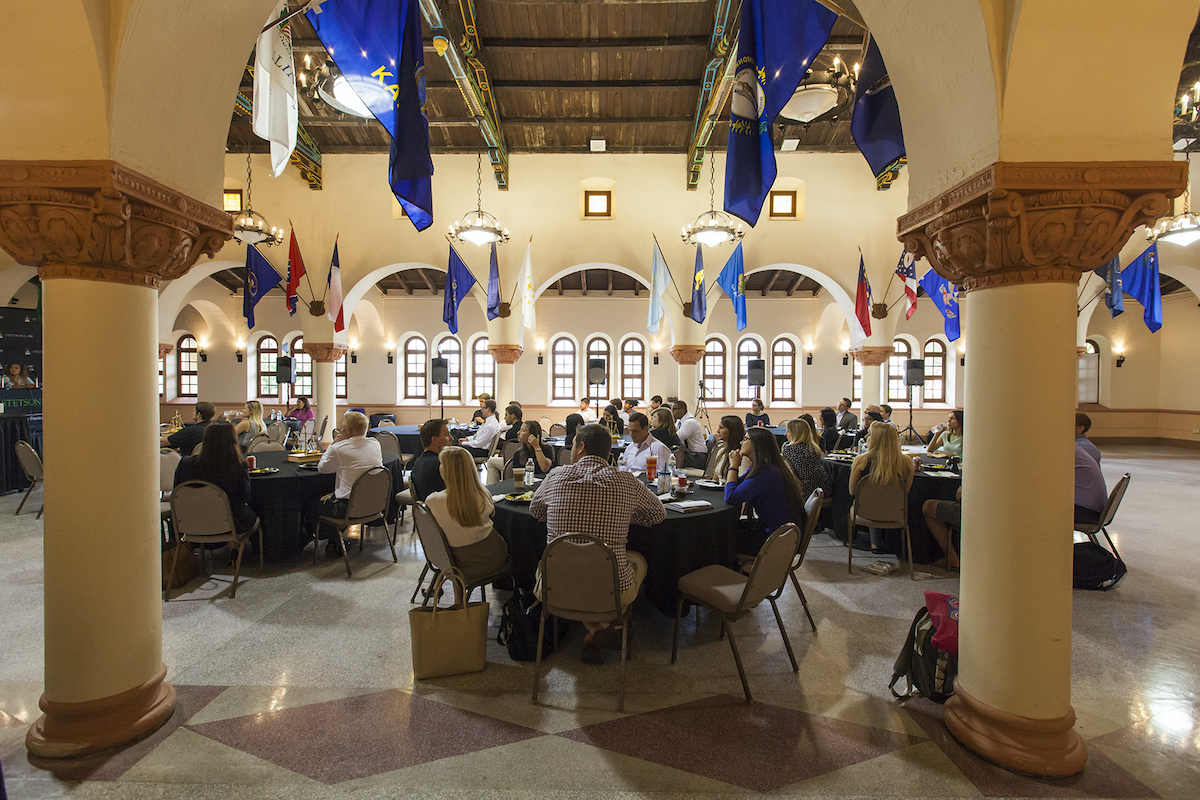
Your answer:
(326, 242), (344, 332)
(895, 250), (918, 320)
(853, 256), (872, 343)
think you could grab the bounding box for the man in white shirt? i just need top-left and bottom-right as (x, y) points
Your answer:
(880, 404), (899, 427)
(316, 411), (384, 556)
(456, 398), (501, 457)
(622, 411), (671, 474)
(620, 398), (636, 424)
(671, 400), (708, 469)
(577, 398), (597, 422)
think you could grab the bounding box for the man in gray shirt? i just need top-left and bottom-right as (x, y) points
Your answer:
(1075, 412), (1101, 464)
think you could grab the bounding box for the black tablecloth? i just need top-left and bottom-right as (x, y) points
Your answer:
(0, 415), (35, 493)
(368, 424), (423, 456)
(247, 450), (403, 562)
(488, 478), (739, 616)
(822, 455), (961, 564)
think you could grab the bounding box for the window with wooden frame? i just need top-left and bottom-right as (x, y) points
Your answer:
(257, 336), (279, 398)
(887, 339), (912, 402)
(177, 335), (199, 398)
(552, 337), (576, 401)
(437, 337), (461, 401)
(290, 336), (313, 398)
(404, 336), (427, 400)
(158, 355), (166, 398)
(620, 338), (645, 401)
(771, 338), (795, 403)
(472, 337), (495, 399)
(583, 190), (611, 218)
(736, 337), (762, 403)
(585, 337), (610, 406)
(851, 356), (862, 403)
(768, 190), (797, 218)
(335, 353), (348, 399)
(922, 340), (947, 403)
(703, 337), (727, 403)
(222, 190), (243, 213)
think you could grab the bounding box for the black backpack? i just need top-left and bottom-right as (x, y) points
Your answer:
(889, 606), (958, 704)
(497, 589), (554, 662)
(1073, 541), (1127, 591)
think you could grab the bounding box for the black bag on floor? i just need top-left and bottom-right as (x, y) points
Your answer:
(1073, 541), (1127, 591)
(889, 606), (958, 704)
(497, 589), (552, 662)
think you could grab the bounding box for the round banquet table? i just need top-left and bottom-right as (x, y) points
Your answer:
(822, 454), (961, 564)
(368, 424), (423, 457)
(247, 449), (403, 563)
(487, 477), (739, 616)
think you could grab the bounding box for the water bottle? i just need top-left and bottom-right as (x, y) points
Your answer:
(526, 456), (535, 480)
(617, 452), (627, 471)
(666, 453), (676, 475)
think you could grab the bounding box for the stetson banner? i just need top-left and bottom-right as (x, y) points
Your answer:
(0, 305), (43, 414)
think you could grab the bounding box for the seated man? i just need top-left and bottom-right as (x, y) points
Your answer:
(455, 398), (500, 458)
(648, 395), (663, 413)
(1075, 440), (1107, 526)
(470, 393), (491, 424)
(622, 412), (671, 473)
(880, 404), (898, 427)
(1075, 412), (1101, 464)
(577, 397), (597, 422)
(410, 417), (451, 500)
(485, 404), (524, 483)
(835, 397), (858, 430)
(530, 424), (665, 664)
(316, 411), (384, 557)
(671, 400), (708, 470)
(620, 398), (636, 424)
(162, 400), (216, 456)
(922, 487), (962, 569)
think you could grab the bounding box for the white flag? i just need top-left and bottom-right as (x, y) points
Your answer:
(647, 240), (672, 334)
(519, 240), (536, 345)
(252, 1), (298, 177)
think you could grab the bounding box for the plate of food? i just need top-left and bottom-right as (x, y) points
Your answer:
(250, 467), (279, 475)
(504, 491), (534, 503)
(694, 478), (724, 489)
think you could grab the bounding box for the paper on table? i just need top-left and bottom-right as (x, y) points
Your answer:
(666, 500), (712, 513)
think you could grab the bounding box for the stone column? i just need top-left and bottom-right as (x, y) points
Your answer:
(0, 160), (230, 760)
(303, 343), (347, 443)
(850, 346), (893, 419)
(488, 344), (523, 409)
(671, 344), (704, 421)
(900, 160), (1185, 777)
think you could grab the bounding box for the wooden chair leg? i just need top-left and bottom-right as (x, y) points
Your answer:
(723, 617), (753, 704)
(531, 614), (546, 705)
(769, 596), (799, 672)
(671, 595), (685, 664)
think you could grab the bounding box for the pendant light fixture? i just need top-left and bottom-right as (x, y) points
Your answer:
(1150, 153), (1200, 246)
(449, 152), (510, 246)
(232, 151), (284, 246)
(682, 156), (744, 247)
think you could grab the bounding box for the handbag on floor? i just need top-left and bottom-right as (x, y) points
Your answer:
(1073, 541), (1127, 591)
(409, 568), (489, 680)
(889, 591), (959, 704)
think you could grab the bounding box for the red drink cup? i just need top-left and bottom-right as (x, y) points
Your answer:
(645, 455), (658, 481)
(247, 455), (257, 470)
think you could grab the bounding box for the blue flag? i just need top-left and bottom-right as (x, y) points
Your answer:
(648, 240), (672, 335)
(850, 37), (906, 178)
(1121, 243), (1162, 333)
(716, 243), (748, 331)
(724, 0), (836, 226)
(243, 245), (282, 329)
(486, 242), (501, 320)
(307, 0), (433, 230)
(918, 269), (961, 342)
(690, 245), (707, 323)
(444, 245), (476, 334)
(1095, 256), (1124, 318)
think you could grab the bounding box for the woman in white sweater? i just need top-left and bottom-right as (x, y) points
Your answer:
(424, 446), (511, 585)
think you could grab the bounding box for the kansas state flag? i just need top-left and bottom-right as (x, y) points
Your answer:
(690, 245), (706, 323)
(244, 245), (283, 329)
(850, 37), (905, 178)
(716, 243), (748, 331)
(444, 245), (476, 334)
(1120, 244), (1162, 333)
(919, 270), (961, 342)
(724, 0), (836, 226)
(308, 0), (433, 230)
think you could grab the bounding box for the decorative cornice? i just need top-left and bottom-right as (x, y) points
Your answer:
(850, 345), (895, 367)
(897, 161), (1186, 293)
(670, 344), (705, 365)
(300, 342), (349, 362)
(0, 160), (232, 289)
(158, 343), (175, 360)
(487, 344), (524, 364)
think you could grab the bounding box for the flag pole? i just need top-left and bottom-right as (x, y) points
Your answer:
(652, 233), (688, 307)
(290, 219), (321, 302)
(444, 236), (485, 289)
(318, 232), (339, 305)
(506, 235), (533, 307)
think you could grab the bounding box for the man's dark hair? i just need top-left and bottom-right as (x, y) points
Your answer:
(880, 404), (892, 416)
(841, 397), (852, 407)
(650, 395), (663, 404)
(484, 399), (497, 414)
(575, 423), (612, 460)
(865, 411), (884, 424)
(1075, 412), (1092, 433)
(672, 400), (688, 414)
(625, 398), (638, 407)
(506, 404), (523, 421)
(195, 401), (216, 421)
(420, 418), (447, 449)
(509, 400), (521, 407)
(627, 411), (649, 430)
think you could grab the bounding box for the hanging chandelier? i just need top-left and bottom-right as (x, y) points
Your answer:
(449, 152), (510, 246)
(682, 156), (744, 247)
(232, 152), (284, 246)
(1150, 154), (1200, 246)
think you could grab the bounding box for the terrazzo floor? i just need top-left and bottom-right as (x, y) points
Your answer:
(1, 445), (1198, 799)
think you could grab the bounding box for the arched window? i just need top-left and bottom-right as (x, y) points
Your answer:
(472, 337), (495, 399)
(851, 354), (862, 402)
(736, 337), (762, 402)
(257, 336), (279, 397)
(335, 353), (348, 399)
(771, 339), (795, 403)
(703, 338), (726, 403)
(585, 337), (610, 407)
(404, 336), (427, 400)
(551, 337), (576, 401)
(290, 336), (313, 398)
(922, 340), (947, 403)
(436, 337), (461, 401)
(1085, 339), (1099, 354)
(177, 335), (198, 398)
(158, 353), (166, 398)
(1078, 339), (1101, 404)
(887, 339), (912, 402)
(620, 338), (645, 401)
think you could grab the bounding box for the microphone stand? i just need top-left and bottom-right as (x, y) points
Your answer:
(900, 383), (925, 445)
(696, 380), (713, 435)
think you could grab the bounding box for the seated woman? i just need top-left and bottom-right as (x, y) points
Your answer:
(781, 418), (832, 500)
(284, 396), (314, 434)
(818, 407), (844, 452)
(744, 398), (770, 428)
(601, 404), (624, 436)
(710, 414), (745, 478)
(849, 422), (915, 553)
(799, 413), (819, 439)
(174, 422), (259, 536)
(1, 362), (35, 389)
(927, 410), (964, 457)
(509, 420), (554, 477)
(424, 446), (512, 587)
(649, 407), (680, 449)
(723, 427), (808, 554)
(562, 412), (586, 451)
(233, 400), (267, 450)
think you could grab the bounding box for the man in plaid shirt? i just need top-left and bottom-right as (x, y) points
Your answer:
(531, 424), (665, 661)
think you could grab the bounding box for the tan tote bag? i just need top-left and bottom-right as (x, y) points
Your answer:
(409, 568), (489, 680)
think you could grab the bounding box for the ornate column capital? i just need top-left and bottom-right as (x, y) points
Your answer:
(301, 342), (349, 363)
(0, 160), (232, 289)
(897, 161), (1186, 293)
(158, 343), (174, 360)
(487, 344), (524, 364)
(850, 345), (895, 367)
(670, 344), (705, 365)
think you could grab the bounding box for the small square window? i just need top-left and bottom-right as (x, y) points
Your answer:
(223, 191), (243, 213)
(584, 191), (611, 218)
(769, 191), (796, 218)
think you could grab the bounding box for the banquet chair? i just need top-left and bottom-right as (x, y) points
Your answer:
(14, 440), (43, 518)
(502, 439), (522, 464)
(247, 439), (285, 454)
(697, 446), (721, 480)
(846, 477), (912, 579)
(190, 441), (203, 457)
(740, 489), (824, 633)
(316, 466), (394, 578)
(411, 503), (510, 603)
(266, 422), (288, 444)
(473, 428), (503, 466)
(531, 534), (633, 711)
(539, 416), (553, 431)
(557, 446), (574, 466)
(160, 449), (181, 546)
(1074, 472), (1131, 561)
(672, 523), (801, 704)
(548, 423), (567, 437)
(376, 430), (402, 458)
(245, 433), (272, 452)
(165, 480), (263, 600)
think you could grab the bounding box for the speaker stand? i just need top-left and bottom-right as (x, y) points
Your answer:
(900, 384), (925, 445)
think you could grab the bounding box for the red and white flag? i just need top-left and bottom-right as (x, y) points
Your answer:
(853, 255), (872, 344)
(286, 227), (305, 315)
(327, 241), (345, 332)
(895, 250), (919, 320)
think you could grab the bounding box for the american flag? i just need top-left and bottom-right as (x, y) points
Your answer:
(895, 250), (919, 320)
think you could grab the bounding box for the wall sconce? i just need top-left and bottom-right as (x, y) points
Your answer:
(806, 352), (813, 366)
(960, 355), (966, 367)
(653, 351), (660, 365)
(236, 349), (243, 363)
(1116, 354), (1126, 367)
(199, 349), (208, 363)
(350, 350), (357, 364)
(387, 350), (394, 364)
(537, 338), (545, 365)
(842, 353), (849, 366)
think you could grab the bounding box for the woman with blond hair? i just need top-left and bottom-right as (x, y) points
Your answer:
(233, 400), (266, 451)
(424, 445), (511, 585)
(649, 406), (680, 449)
(848, 421), (915, 553)
(781, 418), (831, 500)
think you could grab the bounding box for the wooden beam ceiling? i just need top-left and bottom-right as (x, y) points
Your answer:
(686, 0), (739, 190)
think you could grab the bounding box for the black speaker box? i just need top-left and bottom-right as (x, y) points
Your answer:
(431, 357), (449, 385)
(276, 356), (294, 384)
(747, 358), (766, 387)
(587, 358), (606, 384)
(905, 358), (925, 386)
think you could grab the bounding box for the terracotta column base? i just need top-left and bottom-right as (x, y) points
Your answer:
(26, 663), (175, 763)
(944, 682), (1086, 778)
